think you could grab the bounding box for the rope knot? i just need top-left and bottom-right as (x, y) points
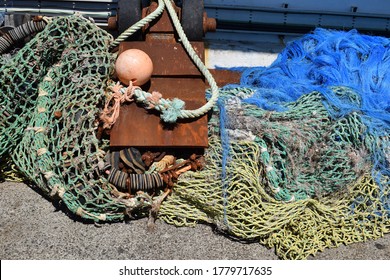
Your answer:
(161, 98), (185, 123)
(100, 81), (140, 129)
(146, 91), (163, 109)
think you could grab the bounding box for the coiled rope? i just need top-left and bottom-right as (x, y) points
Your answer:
(0, 18), (48, 54)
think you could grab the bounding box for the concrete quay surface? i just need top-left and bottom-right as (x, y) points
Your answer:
(0, 181), (389, 260)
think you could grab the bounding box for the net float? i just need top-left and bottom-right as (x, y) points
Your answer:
(115, 48), (153, 86)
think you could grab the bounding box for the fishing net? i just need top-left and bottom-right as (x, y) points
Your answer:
(1, 15), (390, 259)
(159, 28), (390, 259)
(0, 15), (153, 221)
(159, 87), (390, 259)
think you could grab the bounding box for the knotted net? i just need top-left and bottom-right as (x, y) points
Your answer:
(159, 28), (390, 259)
(0, 15), (153, 221)
(1, 15), (389, 259)
(159, 87), (390, 259)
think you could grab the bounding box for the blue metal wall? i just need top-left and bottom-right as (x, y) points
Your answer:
(204, 0), (390, 33)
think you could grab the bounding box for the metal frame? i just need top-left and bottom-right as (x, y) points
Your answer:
(2, 1), (390, 33)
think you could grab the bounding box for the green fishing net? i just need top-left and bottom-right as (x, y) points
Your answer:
(0, 15), (152, 221)
(1, 15), (389, 259)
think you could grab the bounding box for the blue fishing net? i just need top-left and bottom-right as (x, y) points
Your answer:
(241, 28), (390, 131)
(221, 28), (390, 209)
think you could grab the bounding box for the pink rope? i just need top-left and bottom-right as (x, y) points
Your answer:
(146, 91), (163, 109)
(100, 82), (139, 129)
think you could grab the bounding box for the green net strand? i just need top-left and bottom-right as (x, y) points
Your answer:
(216, 87), (373, 202)
(1, 15), (389, 259)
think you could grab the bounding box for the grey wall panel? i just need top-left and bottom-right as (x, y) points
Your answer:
(1, 1), (390, 32)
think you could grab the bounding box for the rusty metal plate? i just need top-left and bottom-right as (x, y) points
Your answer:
(110, 99), (208, 147)
(144, 7), (177, 34)
(110, 41), (208, 148)
(208, 69), (241, 87)
(118, 41), (205, 76)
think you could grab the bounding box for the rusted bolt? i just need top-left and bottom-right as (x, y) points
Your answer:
(33, 15), (44, 22)
(108, 16), (118, 30)
(203, 12), (216, 34)
(144, 0), (159, 15)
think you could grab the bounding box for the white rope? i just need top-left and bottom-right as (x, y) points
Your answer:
(163, 0), (219, 120)
(109, 0), (165, 49)
(110, 0), (219, 123)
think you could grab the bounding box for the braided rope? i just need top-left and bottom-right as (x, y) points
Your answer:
(111, 0), (219, 123)
(163, 0), (219, 121)
(109, 0), (165, 50)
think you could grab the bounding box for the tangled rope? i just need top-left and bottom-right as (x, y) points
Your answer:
(100, 82), (139, 129)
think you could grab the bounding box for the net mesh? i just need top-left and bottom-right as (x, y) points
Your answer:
(159, 87), (390, 259)
(1, 15), (389, 259)
(0, 15), (152, 221)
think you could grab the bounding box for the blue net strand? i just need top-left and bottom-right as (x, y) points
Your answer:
(217, 97), (232, 230)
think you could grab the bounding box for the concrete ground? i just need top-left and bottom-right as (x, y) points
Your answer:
(0, 181), (389, 260)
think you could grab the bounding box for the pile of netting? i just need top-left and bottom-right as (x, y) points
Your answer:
(1, 15), (389, 259)
(0, 15), (154, 221)
(159, 28), (390, 259)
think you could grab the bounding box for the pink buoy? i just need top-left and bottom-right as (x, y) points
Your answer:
(115, 49), (153, 86)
